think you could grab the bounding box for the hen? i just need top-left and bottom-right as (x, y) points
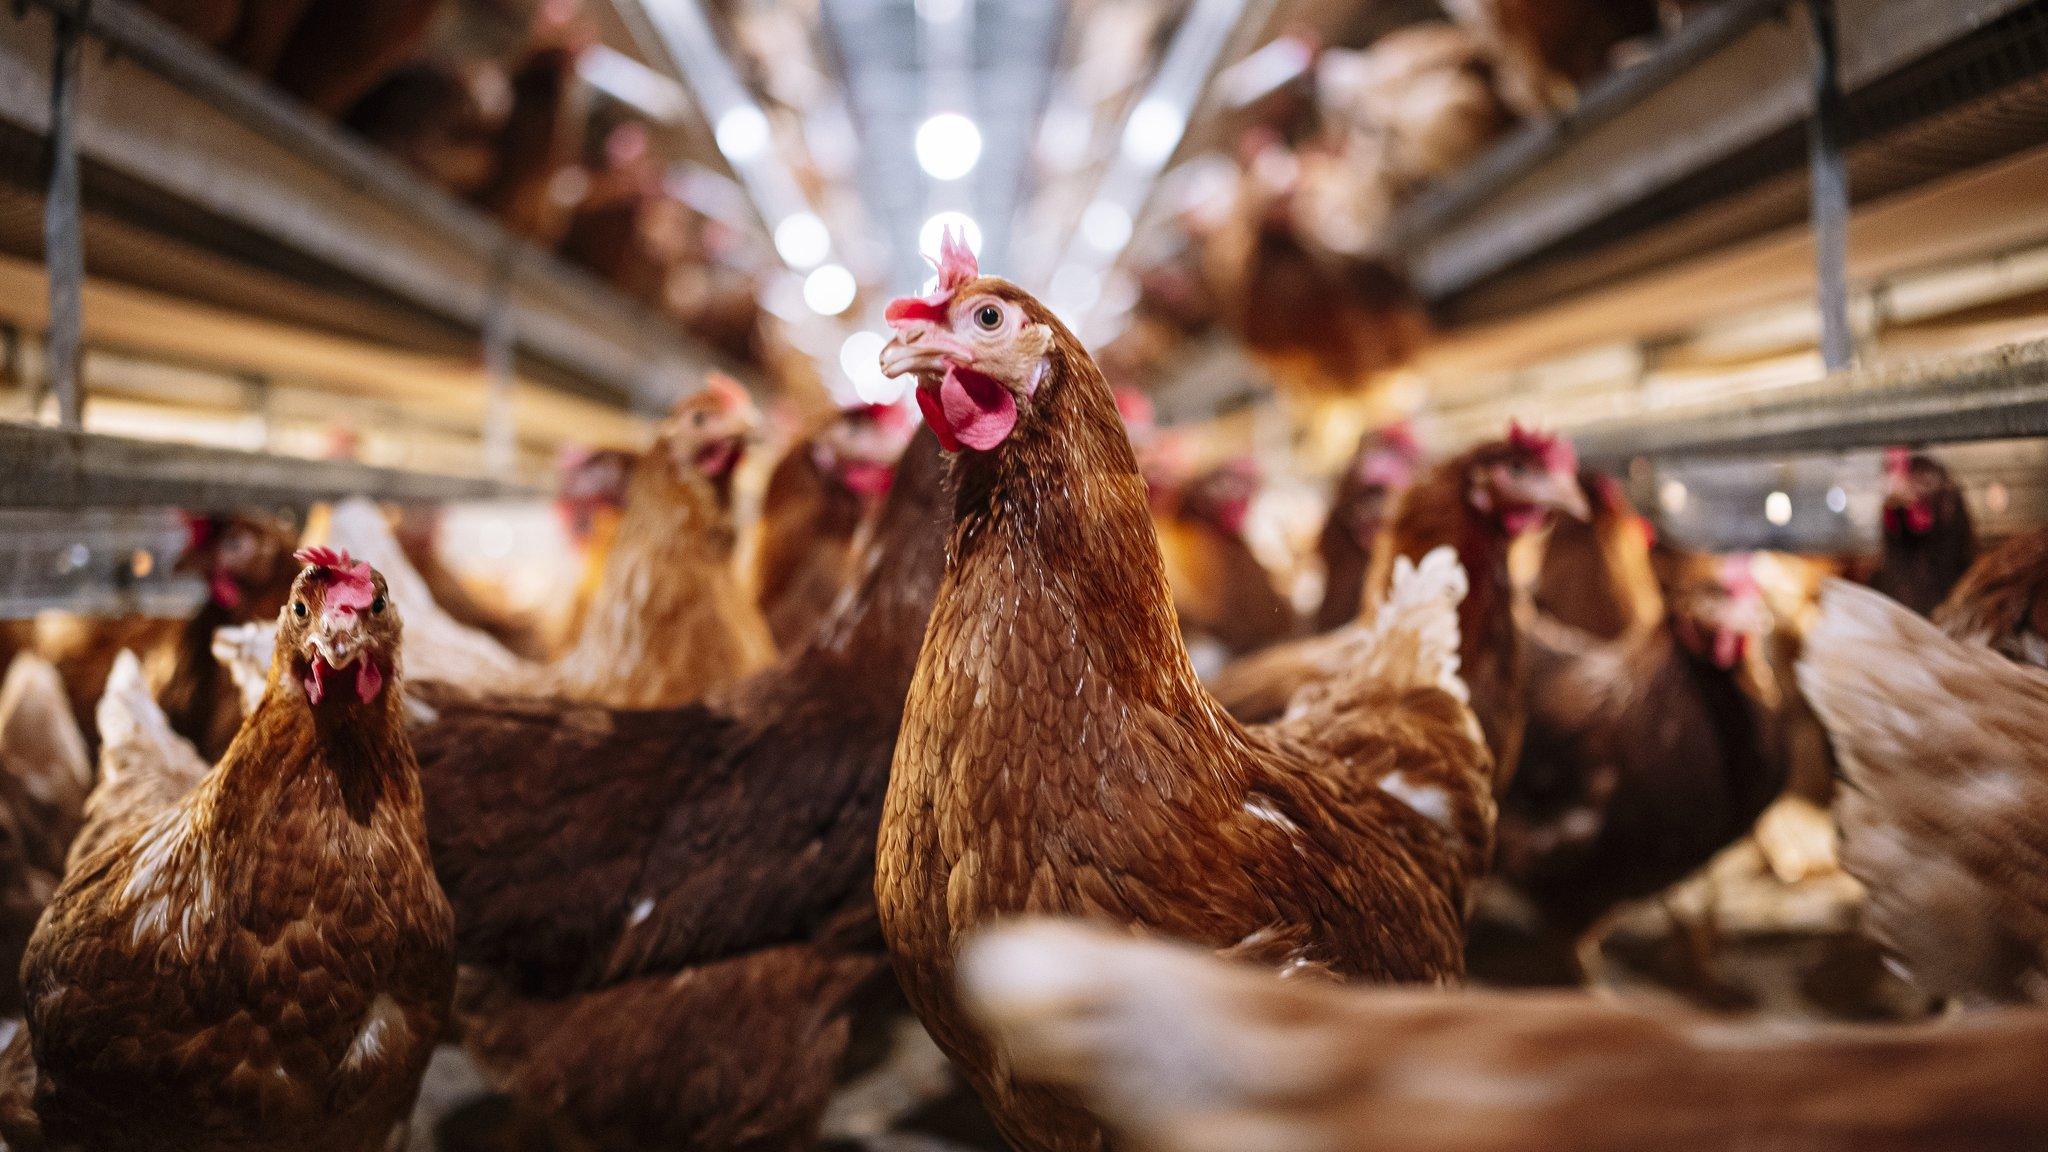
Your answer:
(1870, 449), (1977, 618)
(0, 656), (91, 1011)
(963, 920), (2048, 1152)
(158, 513), (302, 761)
(1312, 421), (1421, 634)
(1209, 422), (1590, 775)
(1497, 550), (1779, 955)
(325, 379), (773, 708)
(1799, 575), (2048, 1006)
(1932, 526), (2048, 668)
(1155, 459), (1299, 658)
(752, 402), (916, 650)
(1531, 471), (1662, 641)
(0, 550), (454, 1152)
(406, 428), (952, 1151)
(1439, 0), (1661, 117)
(875, 237), (1494, 1152)
(471, 0), (590, 242)
(271, 0), (444, 117)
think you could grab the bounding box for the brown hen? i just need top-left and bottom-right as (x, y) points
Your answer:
(752, 402), (916, 651)
(1871, 449), (1977, 618)
(964, 920), (2048, 1152)
(407, 428), (951, 1151)
(876, 240), (1493, 1152)
(1, 550), (454, 1152)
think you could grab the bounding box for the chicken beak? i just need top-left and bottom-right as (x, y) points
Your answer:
(881, 326), (974, 382)
(1546, 475), (1593, 522)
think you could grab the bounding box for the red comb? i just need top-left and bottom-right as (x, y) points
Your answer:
(181, 511), (222, 555)
(885, 227), (979, 330)
(1721, 553), (1761, 600)
(849, 401), (912, 431)
(1375, 419), (1422, 458)
(294, 547), (375, 609)
(1507, 420), (1578, 475)
(703, 373), (750, 414)
(1883, 446), (1913, 478)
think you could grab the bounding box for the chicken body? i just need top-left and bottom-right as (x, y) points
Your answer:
(2, 557), (454, 1152)
(1800, 577), (2048, 1006)
(877, 269), (1492, 1152)
(1871, 451), (1977, 617)
(753, 406), (912, 651)
(408, 430), (951, 1151)
(271, 0), (442, 117)
(325, 384), (772, 709)
(1530, 472), (1661, 641)
(472, 35), (587, 242)
(1312, 425), (1420, 634)
(1932, 526), (2048, 669)
(0, 656), (91, 1011)
(963, 921), (2048, 1152)
(1157, 462), (1298, 658)
(1440, 0), (1660, 117)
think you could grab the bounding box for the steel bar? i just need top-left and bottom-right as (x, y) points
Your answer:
(0, 422), (536, 509)
(41, 0), (84, 429)
(1570, 339), (2048, 463)
(1805, 0), (1854, 372)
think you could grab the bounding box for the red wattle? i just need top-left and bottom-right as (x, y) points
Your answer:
(356, 658), (384, 703)
(938, 366), (1017, 452)
(916, 387), (961, 453)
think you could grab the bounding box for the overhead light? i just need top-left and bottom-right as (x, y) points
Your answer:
(839, 330), (903, 404)
(916, 113), (983, 181)
(1765, 491), (1793, 526)
(578, 46), (688, 123)
(916, 0), (965, 24)
(1122, 96), (1186, 166)
(1659, 479), (1688, 515)
(714, 105), (770, 163)
(803, 264), (858, 316)
(1080, 201), (1133, 254)
(773, 212), (832, 269)
(1826, 485), (1849, 514)
(920, 211), (983, 261)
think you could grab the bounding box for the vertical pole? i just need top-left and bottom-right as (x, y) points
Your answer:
(1805, 0), (1853, 373)
(45, 0), (91, 430)
(482, 246), (517, 478)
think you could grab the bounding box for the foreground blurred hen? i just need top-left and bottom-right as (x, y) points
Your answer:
(876, 235), (1495, 1152)
(963, 921), (2048, 1152)
(0, 550), (454, 1152)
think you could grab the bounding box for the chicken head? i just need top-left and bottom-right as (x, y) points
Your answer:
(1467, 421), (1591, 535)
(281, 546), (398, 708)
(659, 373), (759, 483)
(879, 230), (1056, 453)
(815, 401), (915, 502)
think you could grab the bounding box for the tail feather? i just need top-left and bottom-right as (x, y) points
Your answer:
(1285, 546), (1469, 721)
(325, 498), (534, 688)
(1798, 578), (2048, 1002)
(1, 653), (90, 799)
(95, 650), (182, 775)
(210, 622), (275, 721)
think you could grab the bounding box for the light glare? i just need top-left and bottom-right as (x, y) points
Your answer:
(916, 113), (984, 181)
(1122, 97), (1186, 165)
(773, 212), (832, 268)
(1080, 201), (1133, 254)
(803, 264), (858, 316)
(714, 105), (770, 163)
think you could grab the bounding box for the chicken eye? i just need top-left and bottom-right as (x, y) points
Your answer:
(293, 601), (308, 619)
(974, 304), (1003, 331)
(371, 595), (386, 614)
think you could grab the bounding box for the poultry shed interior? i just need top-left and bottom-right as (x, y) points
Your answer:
(6, 0), (2048, 1148)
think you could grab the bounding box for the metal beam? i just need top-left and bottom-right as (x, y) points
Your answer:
(3, 0), (721, 412)
(1570, 339), (2048, 463)
(0, 422), (536, 509)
